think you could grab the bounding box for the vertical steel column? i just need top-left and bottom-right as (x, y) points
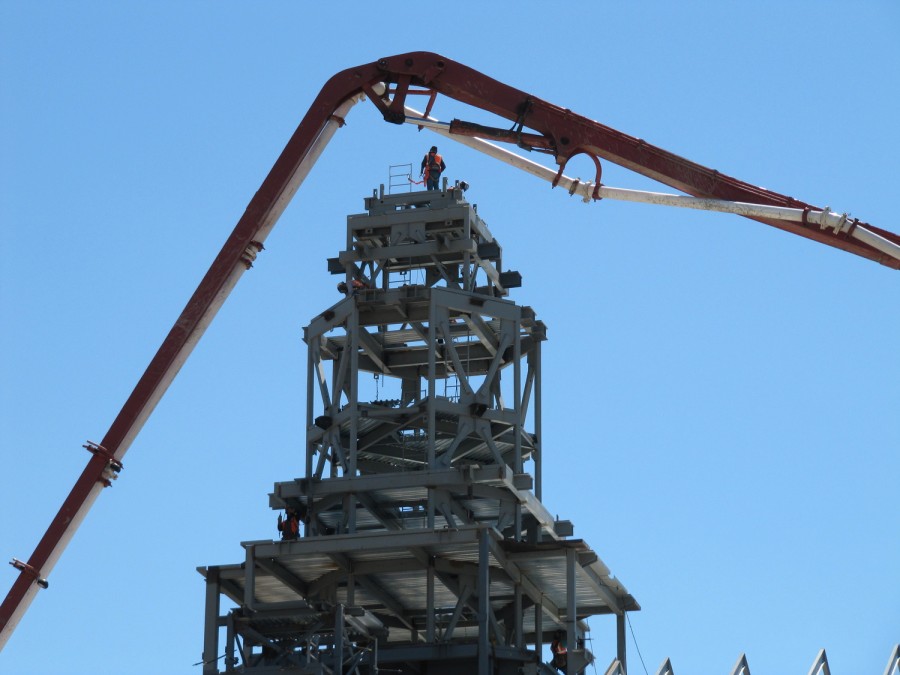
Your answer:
(344, 213), (353, 266)
(305, 335), (316, 537)
(514, 583), (523, 647)
(534, 340), (542, 501)
(244, 546), (256, 612)
(203, 568), (221, 675)
(513, 316), (523, 540)
(346, 305), (359, 534)
(617, 613), (627, 674)
(426, 559), (436, 642)
(427, 299), (438, 465)
(330, 350), (340, 480)
(334, 604), (344, 675)
(478, 528), (491, 675)
(426, 298), (437, 529)
(462, 214), (471, 290)
(348, 305), (359, 478)
(534, 594), (543, 668)
(513, 317), (522, 473)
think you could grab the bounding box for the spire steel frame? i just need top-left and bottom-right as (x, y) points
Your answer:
(198, 187), (639, 674)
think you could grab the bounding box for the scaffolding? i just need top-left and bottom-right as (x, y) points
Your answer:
(198, 186), (639, 674)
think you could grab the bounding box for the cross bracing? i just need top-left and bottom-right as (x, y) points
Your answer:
(198, 187), (636, 675)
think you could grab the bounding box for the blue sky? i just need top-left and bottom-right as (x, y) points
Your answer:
(1, 2), (898, 674)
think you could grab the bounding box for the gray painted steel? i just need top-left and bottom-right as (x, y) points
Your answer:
(198, 187), (638, 674)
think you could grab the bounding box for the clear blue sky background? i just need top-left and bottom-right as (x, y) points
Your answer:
(2, 2), (898, 674)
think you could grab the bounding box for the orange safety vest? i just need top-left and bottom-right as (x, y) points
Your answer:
(278, 513), (298, 538)
(424, 152), (443, 179)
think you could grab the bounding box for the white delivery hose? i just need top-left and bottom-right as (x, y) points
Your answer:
(398, 105), (900, 264)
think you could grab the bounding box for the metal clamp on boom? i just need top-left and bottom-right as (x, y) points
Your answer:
(9, 559), (48, 590)
(814, 206), (858, 237)
(83, 441), (123, 487)
(240, 240), (265, 270)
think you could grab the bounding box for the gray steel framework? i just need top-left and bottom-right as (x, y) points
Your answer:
(198, 187), (639, 674)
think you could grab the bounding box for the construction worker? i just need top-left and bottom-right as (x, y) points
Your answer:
(550, 630), (568, 673)
(277, 507), (300, 540)
(420, 145), (446, 190)
(337, 279), (368, 295)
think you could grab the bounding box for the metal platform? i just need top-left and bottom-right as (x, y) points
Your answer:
(200, 524), (636, 673)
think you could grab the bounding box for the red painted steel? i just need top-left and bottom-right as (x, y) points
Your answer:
(3, 50), (898, 646)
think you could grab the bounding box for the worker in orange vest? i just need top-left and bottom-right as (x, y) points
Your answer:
(277, 507), (300, 540)
(337, 279), (368, 295)
(550, 630), (568, 673)
(420, 145), (446, 190)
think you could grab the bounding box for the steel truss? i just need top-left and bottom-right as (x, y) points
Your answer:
(198, 188), (639, 674)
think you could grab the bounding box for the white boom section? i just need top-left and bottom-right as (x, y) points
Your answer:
(401, 108), (900, 264)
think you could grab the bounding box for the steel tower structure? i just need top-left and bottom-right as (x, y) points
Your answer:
(6, 53), (898, 658)
(197, 184), (639, 674)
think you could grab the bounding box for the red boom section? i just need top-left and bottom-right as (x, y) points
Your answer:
(0, 54), (374, 645)
(3, 50), (898, 648)
(366, 53), (899, 267)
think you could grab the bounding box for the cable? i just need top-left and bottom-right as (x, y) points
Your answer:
(583, 620), (600, 675)
(626, 613), (650, 675)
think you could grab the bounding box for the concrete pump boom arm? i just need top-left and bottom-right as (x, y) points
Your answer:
(2, 50), (897, 651)
(370, 57), (898, 267)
